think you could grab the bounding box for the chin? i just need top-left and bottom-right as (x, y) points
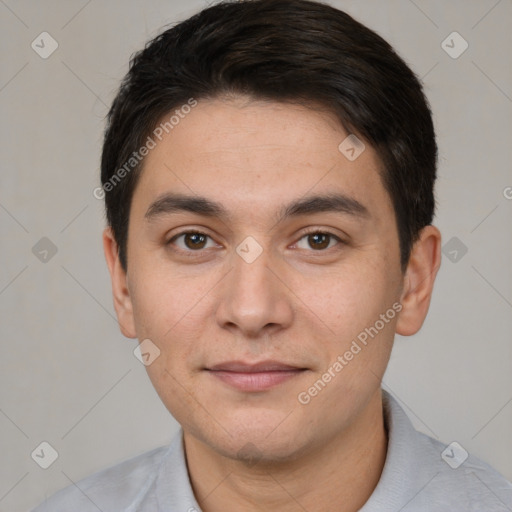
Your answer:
(214, 433), (310, 466)
(187, 409), (318, 465)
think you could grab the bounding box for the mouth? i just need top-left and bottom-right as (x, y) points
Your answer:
(205, 360), (308, 392)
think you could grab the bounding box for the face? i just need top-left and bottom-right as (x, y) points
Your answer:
(105, 97), (429, 463)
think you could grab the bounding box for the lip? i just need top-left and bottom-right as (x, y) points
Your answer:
(205, 360), (307, 392)
(208, 360), (305, 372)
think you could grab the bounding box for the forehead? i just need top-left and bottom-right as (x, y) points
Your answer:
(131, 97), (394, 227)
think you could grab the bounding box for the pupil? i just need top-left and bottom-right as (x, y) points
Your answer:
(310, 233), (329, 249)
(186, 233), (206, 249)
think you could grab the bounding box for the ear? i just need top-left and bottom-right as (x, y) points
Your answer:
(396, 225), (442, 336)
(102, 227), (137, 339)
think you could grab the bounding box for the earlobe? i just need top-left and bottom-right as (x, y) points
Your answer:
(395, 225), (442, 337)
(102, 227), (137, 339)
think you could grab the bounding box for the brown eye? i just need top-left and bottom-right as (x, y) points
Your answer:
(308, 232), (330, 250)
(168, 231), (214, 251)
(296, 231), (342, 251)
(183, 232), (207, 249)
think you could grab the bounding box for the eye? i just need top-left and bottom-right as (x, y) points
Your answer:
(295, 230), (343, 251)
(166, 229), (344, 256)
(168, 230), (217, 251)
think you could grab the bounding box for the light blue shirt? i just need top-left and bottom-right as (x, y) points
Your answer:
(32, 390), (512, 511)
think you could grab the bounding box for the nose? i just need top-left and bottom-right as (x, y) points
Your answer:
(215, 240), (294, 339)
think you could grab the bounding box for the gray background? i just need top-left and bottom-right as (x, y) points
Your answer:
(1, 1), (511, 510)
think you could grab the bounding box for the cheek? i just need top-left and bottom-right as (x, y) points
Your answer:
(296, 259), (399, 389)
(128, 263), (213, 338)
(143, 358), (202, 434)
(299, 263), (393, 338)
(128, 267), (215, 375)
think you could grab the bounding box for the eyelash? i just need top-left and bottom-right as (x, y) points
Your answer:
(166, 228), (345, 258)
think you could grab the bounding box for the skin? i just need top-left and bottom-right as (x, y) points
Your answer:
(103, 96), (441, 511)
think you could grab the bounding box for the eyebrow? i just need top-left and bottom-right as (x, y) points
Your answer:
(144, 192), (370, 225)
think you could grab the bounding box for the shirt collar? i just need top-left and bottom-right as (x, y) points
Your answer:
(153, 432), (202, 512)
(359, 389), (442, 511)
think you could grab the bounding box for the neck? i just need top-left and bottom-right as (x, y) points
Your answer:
(184, 388), (387, 512)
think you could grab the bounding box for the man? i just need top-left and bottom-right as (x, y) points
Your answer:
(33, 0), (512, 510)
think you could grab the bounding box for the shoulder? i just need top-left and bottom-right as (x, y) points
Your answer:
(378, 391), (512, 511)
(31, 444), (170, 512)
(417, 431), (512, 510)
